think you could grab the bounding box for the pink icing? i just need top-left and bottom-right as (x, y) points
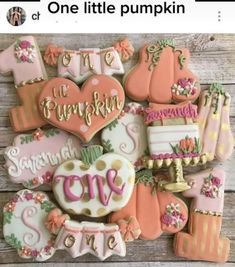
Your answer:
(55, 221), (124, 260)
(183, 168), (225, 213)
(55, 169), (125, 206)
(0, 36), (47, 85)
(107, 169), (125, 195)
(119, 122), (140, 155)
(4, 129), (81, 187)
(144, 102), (197, 124)
(21, 206), (42, 246)
(57, 47), (123, 83)
(55, 175), (85, 201)
(59, 54), (80, 78)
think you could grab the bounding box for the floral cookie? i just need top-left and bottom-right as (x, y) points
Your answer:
(54, 220), (126, 260)
(198, 83), (234, 161)
(174, 168), (230, 263)
(101, 102), (147, 169)
(4, 128), (81, 189)
(124, 39), (200, 104)
(0, 36), (48, 132)
(52, 146), (135, 217)
(38, 75), (125, 143)
(109, 172), (188, 240)
(44, 42), (126, 83)
(3, 190), (57, 261)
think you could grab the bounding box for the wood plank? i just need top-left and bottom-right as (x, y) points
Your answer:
(1, 34), (235, 52)
(0, 236), (234, 263)
(3, 263), (235, 267)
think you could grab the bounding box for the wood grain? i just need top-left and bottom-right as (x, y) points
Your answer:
(0, 34), (234, 265)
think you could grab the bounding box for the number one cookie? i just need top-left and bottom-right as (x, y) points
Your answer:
(0, 36), (47, 132)
(174, 168), (230, 263)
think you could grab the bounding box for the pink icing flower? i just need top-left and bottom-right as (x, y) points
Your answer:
(178, 78), (189, 88)
(31, 250), (39, 257)
(20, 40), (31, 49)
(34, 193), (45, 204)
(211, 177), (221, 186)
(21, 246), (31, 256)
(25, 192), (33, 201)
(20, 55), (28, 62)
(12, 195), (19, 203)
(33, 129), (44, 141)
(44, 246), (51, 253)
(5, 201), (16, 212)
(161, 214), (173, 225)
(42, 171), (53, 183)
(118, 216), (141, 242)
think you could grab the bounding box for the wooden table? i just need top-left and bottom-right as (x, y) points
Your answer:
(0, 34), (234, 267)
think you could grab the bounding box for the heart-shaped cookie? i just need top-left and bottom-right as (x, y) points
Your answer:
(52, 153), (135, 217)
(38, 75), (125, 142)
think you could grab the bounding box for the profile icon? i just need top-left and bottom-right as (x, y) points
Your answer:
(7, 7), (26, 26)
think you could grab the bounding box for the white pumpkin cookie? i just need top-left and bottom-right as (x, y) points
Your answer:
(52, 146), (135, 217)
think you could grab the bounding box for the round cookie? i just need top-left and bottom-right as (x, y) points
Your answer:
(3, 190), (56, 261)
(52, 151), (135, 217)
(101, 102), (147, 168)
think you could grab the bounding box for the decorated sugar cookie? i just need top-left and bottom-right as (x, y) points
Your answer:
(113, 38), (135, 62)
(143, 101), (205, 192)
(101, 102), (147, 168)
(109, 172), (188, 240)
(124, 39), (200, 104)
(38, 75), (125, 143)
(0, 36), (47, 132)
(52, 146), (135, 217)
(44, 42), (126, 83)
(54, 220), (126, 260)
(3, 190), (56, 261)
(198, 83), (234, 161)
(174, 168), (230, 263)
(4, 128), (81, 189)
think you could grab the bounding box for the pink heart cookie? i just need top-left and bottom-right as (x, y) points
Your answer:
(38, 75), (125, 142)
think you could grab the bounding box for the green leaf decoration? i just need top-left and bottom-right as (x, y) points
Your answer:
(178, 54), (186, 69)
(44, 128), (60, 138)
(194, 138), (201, 154)
(105, 119), (119, 131)
(3, 212), (13, 225)
(136, 169), (158, 195)
(20, 135), (33, 144)
(5, 234), (22, 249)
(209, 83), (224, 95)
(101, 139), (114, 153)
(136, 169), (154, 185)
(80, 145), (104, 165)
(170, 143), (180, 155)
(157, 39), (175, 49)
(144, 147), (150, 156)
(41, 201), (55, 212)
